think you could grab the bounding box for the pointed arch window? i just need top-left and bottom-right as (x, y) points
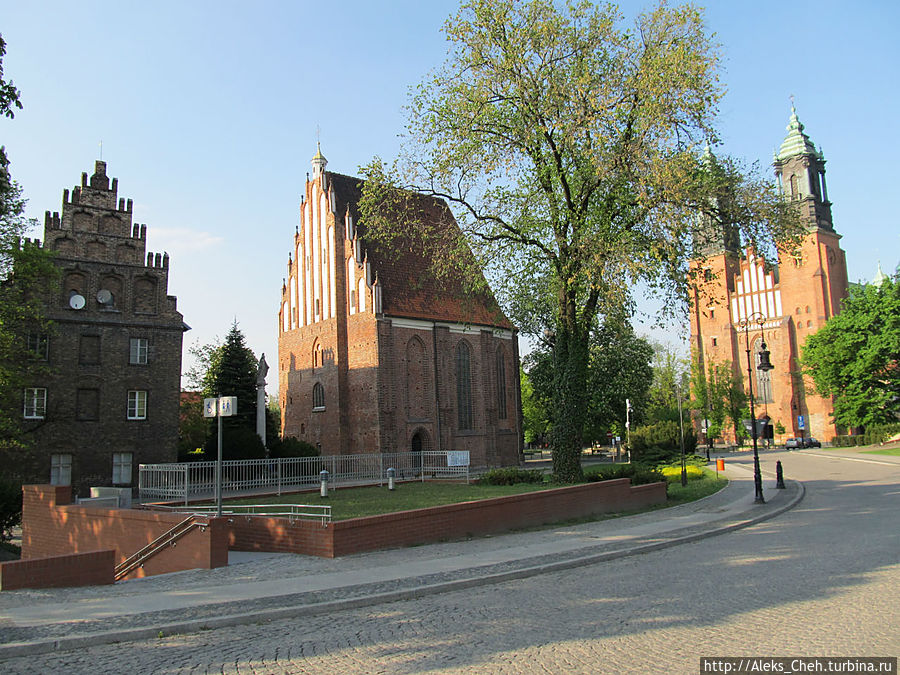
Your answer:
(456, 341), (473, 431)
(496, 349), (507, 420)
(312, 382), (325, 411)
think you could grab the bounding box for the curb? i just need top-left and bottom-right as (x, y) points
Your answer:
(0, 479), (804, 659)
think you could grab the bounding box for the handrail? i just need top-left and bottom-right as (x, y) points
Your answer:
(147, 503), (332, 526)
(114, 516), (204, 581)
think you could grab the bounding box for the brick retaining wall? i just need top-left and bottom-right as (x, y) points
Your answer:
(19, 485), (228, 582)
(0, 549), (115, 590)
(227, 478), (667, 558)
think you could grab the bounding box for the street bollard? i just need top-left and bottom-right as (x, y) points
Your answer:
(387, 467), (396, 491)
(320, 469), (329, 498)
(776, 460), (786, 489)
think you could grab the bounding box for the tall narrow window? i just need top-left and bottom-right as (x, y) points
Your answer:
(27, 333), (49, 360)
(456, 342), (473, 430)
(127, 390), (147, 420)
(50, 454), (72, 486)
(113, 452), (133, 485)
(312, 382), (325, 410)
(496, 350), (507, 419)
(129, 338), (148, 364)
(24, 388), (47, 419)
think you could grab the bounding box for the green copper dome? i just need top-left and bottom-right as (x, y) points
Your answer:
(776, 105), (822, 162)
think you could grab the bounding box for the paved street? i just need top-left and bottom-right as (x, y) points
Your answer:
(2, 449), (898, 674)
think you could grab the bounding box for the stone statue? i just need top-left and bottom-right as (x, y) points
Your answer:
(257, 353), (268, 386)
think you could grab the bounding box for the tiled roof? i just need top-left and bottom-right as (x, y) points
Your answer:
(327, 171), (513, 330)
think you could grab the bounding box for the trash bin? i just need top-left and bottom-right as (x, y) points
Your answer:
(716, 458), (725, 472)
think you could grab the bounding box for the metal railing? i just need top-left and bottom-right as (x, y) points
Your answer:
(139, 451), (469, 504)
(115, 516), (205, 581)
(148, 503), (332, 526)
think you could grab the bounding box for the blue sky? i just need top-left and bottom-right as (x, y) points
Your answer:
(2, 1), (898, 394)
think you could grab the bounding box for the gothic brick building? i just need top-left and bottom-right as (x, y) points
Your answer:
(21, 161), (187, 493)
(690, 108), (849, 443)
(278, 148), (522, 467)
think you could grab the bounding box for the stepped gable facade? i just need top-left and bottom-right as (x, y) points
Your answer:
(689, 107), (849, 442)
(278, 148), (522, 467)
(21, 160), (187, 493)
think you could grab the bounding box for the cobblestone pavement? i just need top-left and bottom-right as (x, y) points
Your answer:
(2, 450), (898, 674)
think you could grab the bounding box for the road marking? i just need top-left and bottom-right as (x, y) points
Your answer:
(802, 452), (898, 467)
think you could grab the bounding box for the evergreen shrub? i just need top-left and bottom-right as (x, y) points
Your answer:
(269, 436), (319, 458)
(584, 464), (665, 486)
(478, 467), (545, 485)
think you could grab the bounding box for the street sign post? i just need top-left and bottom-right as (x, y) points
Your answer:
(205, 396), (237, 516)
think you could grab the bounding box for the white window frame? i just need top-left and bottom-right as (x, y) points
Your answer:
(50, 453), (72, 486)
(129, 338), (149, 365)
(112, 452), (133, 485)
(127, 390), (147, 420)
(24, 387), (47, 419)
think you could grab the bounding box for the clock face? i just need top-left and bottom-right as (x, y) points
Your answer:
(97, 289), (113, 305)
(69, 293), (86, 310)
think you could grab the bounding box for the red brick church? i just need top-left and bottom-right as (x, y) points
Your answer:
(278, 147), (522, 467)
(690, 107), (849, 443)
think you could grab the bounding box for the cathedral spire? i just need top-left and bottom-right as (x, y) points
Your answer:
(776, 104), (821, 162)
(311, 142), (327, 179)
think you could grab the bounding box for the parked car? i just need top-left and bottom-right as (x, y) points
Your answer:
(805, 437), (821, 448)
(785, 438), (802, 449)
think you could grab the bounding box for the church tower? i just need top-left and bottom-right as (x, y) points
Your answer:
(690, 107), (850, 443)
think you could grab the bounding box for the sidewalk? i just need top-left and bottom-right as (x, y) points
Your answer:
(0, 465), (803, 658)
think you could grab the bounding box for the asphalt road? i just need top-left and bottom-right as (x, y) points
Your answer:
(3, 449), (898, 674)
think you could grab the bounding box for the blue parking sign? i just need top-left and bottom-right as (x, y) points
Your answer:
(798, 415), (805, 430)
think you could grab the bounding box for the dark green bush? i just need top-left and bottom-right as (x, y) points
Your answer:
(629, 420), (696, 465)
(584, 464), (666, 487)
(478, 467), (545, 486)
(833, 423), (900, 447)
(0, 477), (22, 543)
(204, 426), (266, 461)
(269, 436), (319, 459)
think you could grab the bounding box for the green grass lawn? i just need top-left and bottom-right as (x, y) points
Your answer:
(220, 466), (728, 521)
(224, 480), (558, 520)
(862, 447), (900, 456)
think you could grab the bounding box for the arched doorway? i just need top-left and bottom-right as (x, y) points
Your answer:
(411, 428), (432, 454)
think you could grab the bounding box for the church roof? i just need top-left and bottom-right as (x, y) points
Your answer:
(776, 105), (822, 162)
(326, 171), (513, 330)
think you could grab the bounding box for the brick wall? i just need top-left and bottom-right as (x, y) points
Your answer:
(20, 485), (228, 581)
(226, 515), (333, 558)
(21, 161), (184, 494)
(225, 479), (666, 558)
(0, 549), (115, 590)
(330, 479), (664, 556)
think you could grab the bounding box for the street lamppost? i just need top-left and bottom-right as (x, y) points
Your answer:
(739, 312), (772, 504)
(676, 383), (687, 486)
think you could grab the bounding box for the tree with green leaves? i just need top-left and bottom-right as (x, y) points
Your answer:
(0, 33), (58, 472)
(583, 321), (654, 441)
(358, 0), (799, 481)
(723, 364), (749, 446)
(524, 318), (653, 444)
(803, 276), (900, 429)
(0, 34), (59, 541)
(187, 322), (264, 459)
(644, 342), (690, 425)
(520, 366), (549, 446)
(691, 356), (747, 442)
